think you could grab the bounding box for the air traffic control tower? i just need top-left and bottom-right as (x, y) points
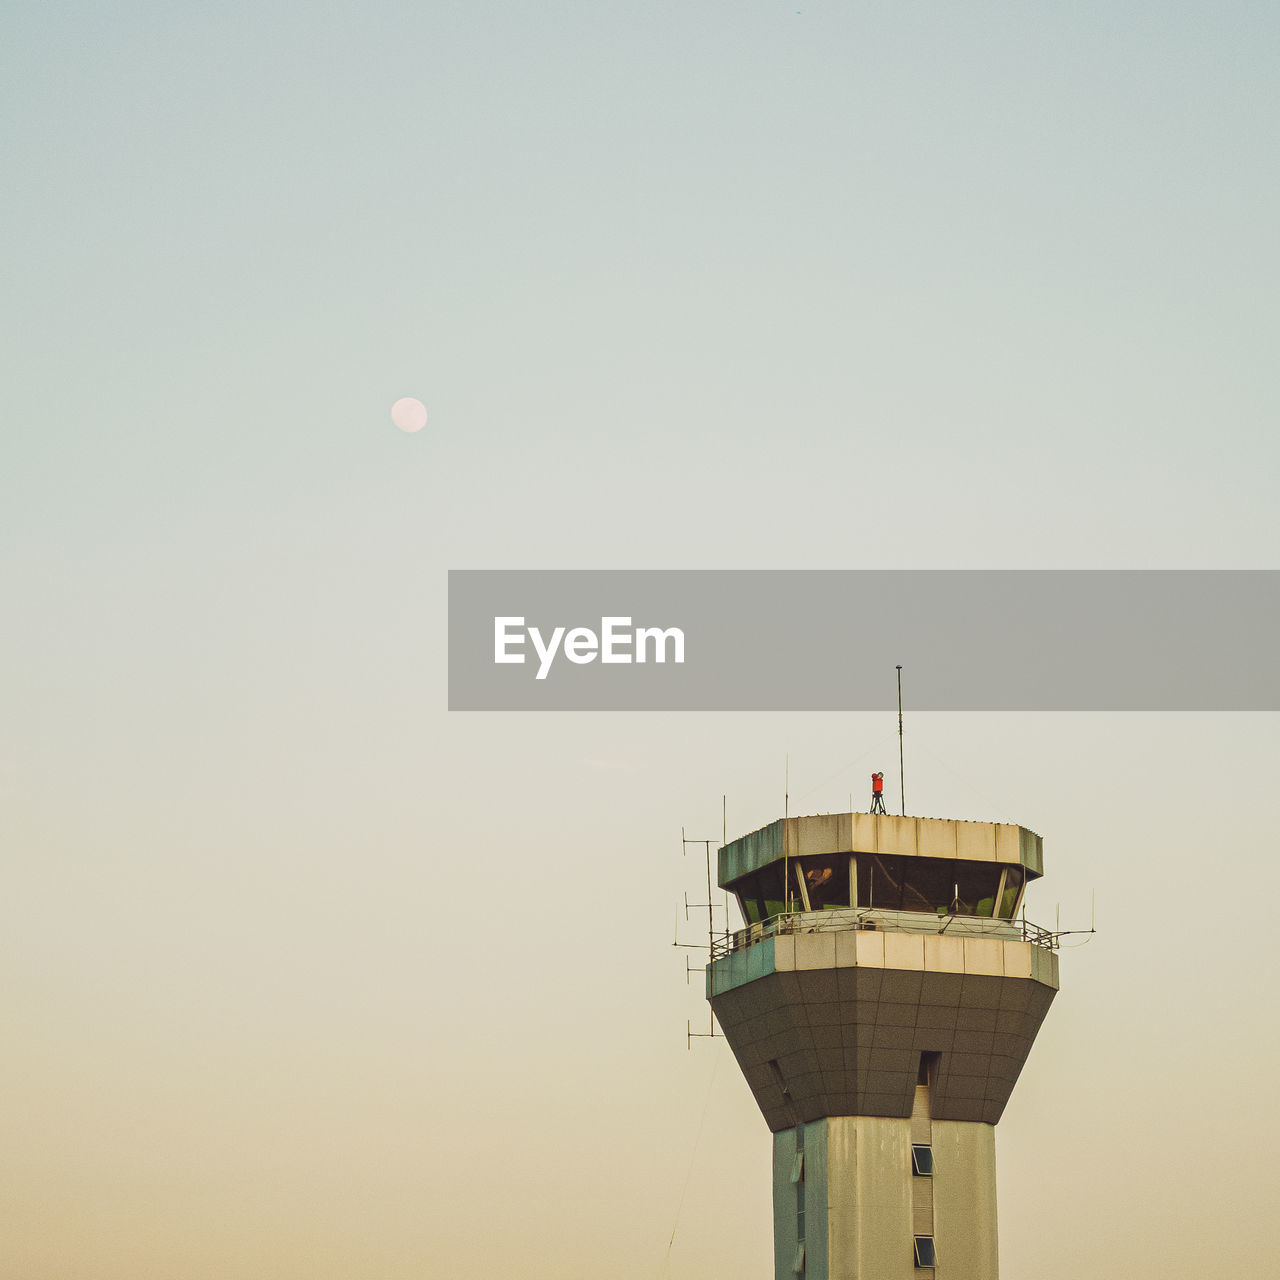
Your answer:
(708, 813), (1058, 1279)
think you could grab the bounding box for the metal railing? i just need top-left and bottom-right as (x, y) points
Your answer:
(709, 905), (1057, 962)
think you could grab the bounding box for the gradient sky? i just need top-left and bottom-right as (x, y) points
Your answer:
(3, 3), (1278, 1277)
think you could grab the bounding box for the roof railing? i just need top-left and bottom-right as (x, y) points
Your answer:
(709, 905), (1057, 962)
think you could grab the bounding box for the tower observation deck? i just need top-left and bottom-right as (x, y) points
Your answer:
(707, 812), (1059, 1279)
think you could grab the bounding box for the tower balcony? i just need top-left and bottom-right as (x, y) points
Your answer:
(712, 904), (1057, 964)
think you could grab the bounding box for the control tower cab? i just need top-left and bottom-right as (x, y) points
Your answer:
(708, 813), (1059, 1279)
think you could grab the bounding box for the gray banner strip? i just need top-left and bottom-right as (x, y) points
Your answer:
(447, 570), (1280, 710)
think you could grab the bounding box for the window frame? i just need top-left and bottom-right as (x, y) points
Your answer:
(914, 1236), (937, 1268)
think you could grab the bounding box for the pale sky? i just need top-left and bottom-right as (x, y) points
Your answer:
(3, 3), (1278, 1278)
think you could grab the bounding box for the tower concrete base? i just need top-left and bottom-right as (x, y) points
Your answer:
(772, 1116), (998, 1279)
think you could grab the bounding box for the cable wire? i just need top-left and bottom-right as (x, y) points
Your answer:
(658, 1049), (721, 1276)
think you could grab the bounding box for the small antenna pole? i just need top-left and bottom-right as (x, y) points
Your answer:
(722, 797), (730, 931)
(785, 755), (790, 818)
(706, 842), (714, 957)
(706, 840), (716, 1037)
(896, 665), (906, 816)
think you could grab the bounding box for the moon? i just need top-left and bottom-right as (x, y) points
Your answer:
(391, 397), (428, 434)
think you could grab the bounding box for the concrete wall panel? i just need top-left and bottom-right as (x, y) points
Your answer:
(931, 1121), (999, 1278)
(923, 934), (965, 973)
(796, 813), (845, 855)
(963, 937), (1005, 976)
(1019, 828), (1044, 876)
(773, 1128), (798, 1280)
(807, 1121), (831, 1279)
(849, 811), (878, 852)
(853, 930), (885, 967)
(1031, 944), (1058, 988)
(957, 821), (998, 861)
(994, 823), (1021, 865)
(795, 932), (837, 971)
(1002, 941), (1033, 979)
(827, 1116), (917, 1280)
(878, 815), (918, 856)
(883, 932), (925, 971)
(918, 818), (957, 858)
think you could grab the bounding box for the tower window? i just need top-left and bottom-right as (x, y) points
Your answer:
(796, 855), (851, 909)
(914, 1236), (937, 1268)
(998, 865), (1026, 918)
(911, 1144), (934, 1176)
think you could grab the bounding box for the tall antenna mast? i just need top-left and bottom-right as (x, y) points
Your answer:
(896, 664), (906, 816)
(679, 828), (722, 1045)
